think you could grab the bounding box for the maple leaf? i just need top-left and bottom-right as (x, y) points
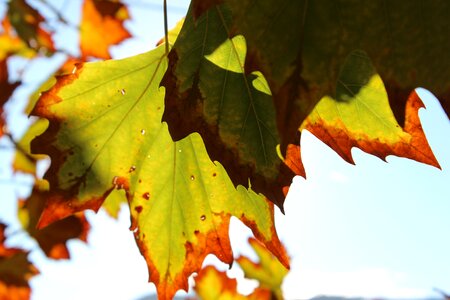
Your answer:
(0, 223), (39, 300)
(192, 0), (450, 140)
(80, 0), (131, 59)
(164, 2), (446, 208)
(194, 265), (271, 300)
(162, 6), (295, 208)
(301, 50), (439, 168)
(18, 183), (90, 260)
(236, 238), (289, 300)
(31, 44), (288, 299)
(6, 0), (54, 53)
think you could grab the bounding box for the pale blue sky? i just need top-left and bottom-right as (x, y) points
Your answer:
(0, 1), (449, 299)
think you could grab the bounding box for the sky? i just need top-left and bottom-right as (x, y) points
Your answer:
(0, 1), (449, 299)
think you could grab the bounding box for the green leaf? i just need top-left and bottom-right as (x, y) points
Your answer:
(163, 6), (295, 208)
(211, 0), (450, 129)
(31, 45), (288, 300)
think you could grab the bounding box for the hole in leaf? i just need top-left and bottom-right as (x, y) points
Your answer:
(200, 215), (206, 221)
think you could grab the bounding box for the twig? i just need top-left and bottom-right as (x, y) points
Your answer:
(3, 132), (37, 165)
(163, 0), (169, 55)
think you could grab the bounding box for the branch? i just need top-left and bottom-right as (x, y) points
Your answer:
(3, 132), (37, 165)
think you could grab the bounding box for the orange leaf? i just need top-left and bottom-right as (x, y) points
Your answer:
(194, 265), (271, 300)
(18, 186), (90, 260)
(0, 224), (39, 300)
(80, 0), (131, 59)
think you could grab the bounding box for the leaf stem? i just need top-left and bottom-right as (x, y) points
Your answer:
(163, 0), (169, 55)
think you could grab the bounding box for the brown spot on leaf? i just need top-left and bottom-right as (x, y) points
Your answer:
(142, 192), (150, 200)
(112, 176), (129, 190)
(135, 206), (143, 213)
(200, 215), (206, 221)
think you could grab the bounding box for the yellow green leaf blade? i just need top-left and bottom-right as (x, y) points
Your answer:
(301, 50), (439, 168)
(31, 46), (168, 226)
(129, 131), (288, 299)
(31, 44), (287, 300)
(237, 238), (289, 300)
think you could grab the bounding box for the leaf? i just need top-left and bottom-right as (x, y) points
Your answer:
(236, 238), (289, 300)
(13, 119), (48, 175)
(301, 50), (440, 168)
(18, 183), (90, 260)
(101, 189), (126, 219)
(7, 0), (54, 53)
(194, 0), (450, 137)
(0, 223), (39, 300)
(80, 0), (131, 59)
(155, 18), (185, 47)
(14, 58), (80, 175)
(0, 18), (37, 60)
(164, 2), (446, 209)
(31, 45), (288, 299)
(162, 6), (295, 208)
(0, 58), (20, 137)
(194, 265), (271, 300)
